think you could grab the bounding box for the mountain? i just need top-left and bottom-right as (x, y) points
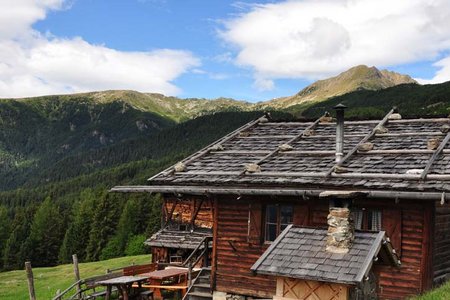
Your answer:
(299, 80), (450, 119)
(259, 65), (417, 109)
(68, 90), (253, 122)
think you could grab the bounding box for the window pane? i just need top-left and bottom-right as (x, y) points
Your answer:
(280, 205), (293, 224)
(353, 210), (363, 230)
(266, 205), (277, 223)
(265, 223), (277, 241)
(368, 210), (382, 231)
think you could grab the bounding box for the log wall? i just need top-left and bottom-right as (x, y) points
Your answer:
(212, 196), (433, 300)
(373, 202), (433, 299)
(214, 198), (276, 298)
(433, 201), (450, 286)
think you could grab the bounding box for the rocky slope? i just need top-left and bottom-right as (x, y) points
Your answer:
(258, 65), (417, 109)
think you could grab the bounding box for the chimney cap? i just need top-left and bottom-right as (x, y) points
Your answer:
(333, 103), (347, 110)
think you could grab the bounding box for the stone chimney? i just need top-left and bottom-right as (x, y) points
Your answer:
(334, 103), (347, 163)
(326, 207), (354, 253)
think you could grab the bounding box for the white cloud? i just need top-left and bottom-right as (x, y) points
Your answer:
(253, 77), (274, 91)
(0, 0), (199, 98)
(416, 56), (450, 84)
(221, 0), (450, 85)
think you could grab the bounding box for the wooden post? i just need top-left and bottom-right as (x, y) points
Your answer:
(203, 239), (209, 267)
(25, 261), (36, 300)
(72, 254), (81, 299)
(188, 261), (192, 287)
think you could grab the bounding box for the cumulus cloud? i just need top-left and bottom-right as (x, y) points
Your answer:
(221, 0), (450, 86)
(0, 0), (199, 98)
(416, 57), (450, 84)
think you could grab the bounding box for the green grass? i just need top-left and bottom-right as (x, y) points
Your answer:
(413, 281), (450, 300)
(0, 255), (151, 300)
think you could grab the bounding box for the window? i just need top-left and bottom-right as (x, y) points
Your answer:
(353, 208), (382, 231)
(265, 204), (293, 242)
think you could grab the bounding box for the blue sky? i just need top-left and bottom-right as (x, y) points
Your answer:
(1, 0), (450, 102)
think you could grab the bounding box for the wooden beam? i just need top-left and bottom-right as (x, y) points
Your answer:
(239, 113), (326, 175)
(163, 199), (179, 228)
(190, 199), (204, 228)
(111, 185), (450, 201)
(325, 108), (395, 176)
(307, 132), (446, 138)
(421, 132), (450, 179)
(148, 117), (262, 180)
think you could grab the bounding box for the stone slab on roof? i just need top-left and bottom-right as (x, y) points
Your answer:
(148, 116), (450, 193)
(251, 225), (399, 285)
(145, 228), (212, 250)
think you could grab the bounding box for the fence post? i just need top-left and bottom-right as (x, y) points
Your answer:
(72, 254), (81, 299)
(25, 261), (36, 300)
(55, 289), (61, 300)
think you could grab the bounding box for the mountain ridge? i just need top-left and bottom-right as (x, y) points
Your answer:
(3, 65), (416, 122)
(257, 65), (417, 109)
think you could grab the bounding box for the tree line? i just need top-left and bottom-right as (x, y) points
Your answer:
(0, 188), (161, 270)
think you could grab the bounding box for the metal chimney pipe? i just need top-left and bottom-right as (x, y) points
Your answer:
(334, 103), (347, 163)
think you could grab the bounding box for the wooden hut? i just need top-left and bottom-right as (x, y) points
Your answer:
(113, 106), (450, 299)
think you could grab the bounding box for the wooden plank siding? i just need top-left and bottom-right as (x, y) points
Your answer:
(433, 201), (450, 286)
(164, 197), (214, 228)
(215, 199), (276, 298)
(211, 196), (434, 300)
(372, 202), (433, 299)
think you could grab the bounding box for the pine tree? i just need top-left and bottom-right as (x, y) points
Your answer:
(22, 197), (65, 267)
(0, 206), (11, 270)
(86, 192), (123, 261)
(59, 189), (97, 263)
(2, 207), (34, 270)
(100, 197), (140, 260)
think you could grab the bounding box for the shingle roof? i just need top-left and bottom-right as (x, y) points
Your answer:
(251, 225), (400, 285)
(147, 112), (450, 193)
(145, 228), (212, 250)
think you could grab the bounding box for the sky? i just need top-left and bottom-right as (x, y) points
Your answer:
(1, 0), (450, 102)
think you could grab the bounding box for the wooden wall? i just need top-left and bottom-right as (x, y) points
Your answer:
(433, 201), (450, 286)
(214, 198), (276, 298)
(164, 196), (213, 229)
(372, 201), (433, 299)
(212, 196), (434, 300)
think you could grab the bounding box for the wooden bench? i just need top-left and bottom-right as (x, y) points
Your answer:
(123, 263), (158, 276)
(140, 289), (155, 300)
(83, 272), (122, 299)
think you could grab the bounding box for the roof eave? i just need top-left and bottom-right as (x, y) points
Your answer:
(110, 185), (450, 202)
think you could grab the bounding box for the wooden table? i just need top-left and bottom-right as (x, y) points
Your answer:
(97, 275), (149, 300)
(140, 268), (189, 299)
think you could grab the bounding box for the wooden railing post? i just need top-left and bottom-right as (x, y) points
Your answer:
(203, 239), (209, 267)
(25, 261), (36, 300)
(188, 261), (192, 288)
(72, 254), (81, 299)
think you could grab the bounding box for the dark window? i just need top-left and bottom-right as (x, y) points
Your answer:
(354, 208), (382, 231)
(265, 204), (293, 242)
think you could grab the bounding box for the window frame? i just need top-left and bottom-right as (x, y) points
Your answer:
(353, 208), (382, 231)
(264, 204), (294, 242)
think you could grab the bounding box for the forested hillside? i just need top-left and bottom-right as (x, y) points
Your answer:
(295, 81), (450, 119)
(0, 111), (286, 270)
